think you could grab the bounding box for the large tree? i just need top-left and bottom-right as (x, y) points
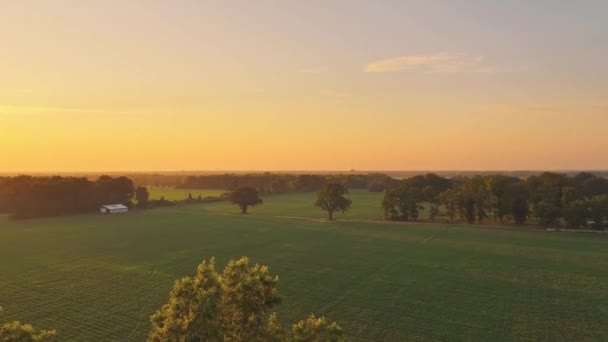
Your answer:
(148, 257), (343, 342)
(227, 187), (263, 214)
(314, 183), (352, 220)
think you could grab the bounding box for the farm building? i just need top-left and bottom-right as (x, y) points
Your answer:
(100, 204), (128, 214)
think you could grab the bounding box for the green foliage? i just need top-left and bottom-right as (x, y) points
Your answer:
(428, 203), (440, 220)
(148, 257), (341, 342)
(534, 200), (562, 227)
(135, 186), (150, 208)
(563, 200), (589, 228)
(314, 183), (352, 220)
(589, 195), (608, 229)
(292, 314), (343, 342)
(463, 193), (476, 224)
(228, 187), (263, 214)
(0, 308), (56, 342)
(0, 175), (134, 218)
(511, 196), (529, 225)
(382, 185), (424, 221)
(438, 188), (461, 222)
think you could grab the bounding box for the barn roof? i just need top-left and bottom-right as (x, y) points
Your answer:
(102, 204), (128, 210)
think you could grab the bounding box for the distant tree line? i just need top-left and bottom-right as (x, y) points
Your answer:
(382, 172), (608, 229)
(178, 172), (396, 194)
(0, 175), (134, 218)
(108, 170), (608, 188)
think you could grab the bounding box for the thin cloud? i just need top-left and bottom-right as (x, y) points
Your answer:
(365, 53), (504, 74)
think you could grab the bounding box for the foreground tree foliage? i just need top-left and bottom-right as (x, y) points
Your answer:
(148, 257), (343, 342)
(0, 307), (56, 342)
(314, 183), (352, 220)
(227, 187), (263, 214)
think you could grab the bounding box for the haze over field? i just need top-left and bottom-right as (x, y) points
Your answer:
(2, 1), (607, 171)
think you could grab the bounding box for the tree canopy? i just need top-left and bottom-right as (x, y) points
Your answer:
(0, 175), (134, 218)
(227, 187), (263, 214)
(148, 257), (343, 342)
(314, 183), (352, 220)
(0, 307), (56, 342)
(135, 186), (150, 208)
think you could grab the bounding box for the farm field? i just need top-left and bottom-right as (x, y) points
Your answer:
(204, 189), (388, 220)
(147, 188), (226, 201)
(1, 194), (608, 341)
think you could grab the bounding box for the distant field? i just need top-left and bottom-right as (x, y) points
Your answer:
(1, 192), (608, 341)
(204, 189), (388, 220)
(147, 188), (226, 201)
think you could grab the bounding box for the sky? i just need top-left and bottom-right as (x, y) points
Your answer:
(1, 0), (607, 172)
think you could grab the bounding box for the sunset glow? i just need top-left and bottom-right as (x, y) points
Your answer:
(2, 1), (607, 172)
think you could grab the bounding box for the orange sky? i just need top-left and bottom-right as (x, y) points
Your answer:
(2, 1), (608, 172)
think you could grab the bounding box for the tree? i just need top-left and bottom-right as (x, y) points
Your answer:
(0, 307), (56, 342)
(314, 183), (352, 220)
(227, 187), (263, 214)
(563, 200), (589, 228)
(148, 257), (343, 342)
(95, 175), (135, 205)
(439, 188), (462, 222)
(428, 202), (440, 221)
(382, 185), (424, 221)
(511, 197), (529, 225)
(381, 189), (400, 220)
(463, 193), (476, 224)
(534, 199), (562, 227)
(135, 186), (149, 208)
(503, 182), (529, 224)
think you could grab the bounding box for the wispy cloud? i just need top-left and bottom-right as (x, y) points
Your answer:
(300, 66), (328, 74)
(365, 53), (507, 74)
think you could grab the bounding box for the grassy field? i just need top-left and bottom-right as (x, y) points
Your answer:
(147, 188), (226, 201)
(1, 191), (608, 341)
(204, 189), (388, 220)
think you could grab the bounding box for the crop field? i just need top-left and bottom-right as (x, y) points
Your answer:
(147, 188), (226, 201)
(1, 191), (608, 341)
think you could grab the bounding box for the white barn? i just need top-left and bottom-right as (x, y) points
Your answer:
(100, 204), (128, 214)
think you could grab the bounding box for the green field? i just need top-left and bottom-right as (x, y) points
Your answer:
(1, 191), (608, 341)
(147, 188), (226, 201)
(205, 189), (387, 220)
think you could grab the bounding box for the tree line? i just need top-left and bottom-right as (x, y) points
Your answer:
(178, 173), (395, 194)
(0, 175), (135, 218)
(110, 170), (608, 189)
(382, 172), (608, 228)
